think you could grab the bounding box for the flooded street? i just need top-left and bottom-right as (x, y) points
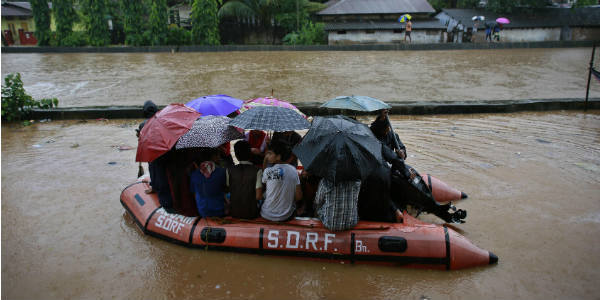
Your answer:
(2, 111), (599, 299)
(2, 48), (600, 107)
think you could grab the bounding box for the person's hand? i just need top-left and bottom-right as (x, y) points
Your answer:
(395, 148), (406, 160)
(251, 147), (261, 155)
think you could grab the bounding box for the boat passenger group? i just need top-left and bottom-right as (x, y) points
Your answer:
(136, 97), (467, 232)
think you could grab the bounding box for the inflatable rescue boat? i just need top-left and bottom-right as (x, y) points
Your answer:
(121, 180), (497, 270)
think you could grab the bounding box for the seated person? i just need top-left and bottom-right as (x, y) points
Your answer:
(271, 131), (302, 166)
(371, 109), (407, 160)
(260, 141), (302, 221)
(226, 140), (263, 219)
(358, 163), (397, 223)
(314, 178), (361, 231)
(245, 130), (269, 167)
(190, 149), (227, 218)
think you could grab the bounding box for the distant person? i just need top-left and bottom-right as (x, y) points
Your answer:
(190, 149), (227, 218)
(227, 140), (263, 219)
(493, 23), (501, 42)
(405, 20), (412, 43)
(485, 23), (492, 42)
(472, 19), (480, 42)
(271, 131), (302, 166)
(260, 141), (302, 221)
(314, 178), (361, 231)
(371, 109), (407, 160)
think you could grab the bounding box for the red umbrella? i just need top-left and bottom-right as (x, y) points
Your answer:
(135, 103), (201, 162)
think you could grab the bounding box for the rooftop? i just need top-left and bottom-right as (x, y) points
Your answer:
(318, 0), (435, 16)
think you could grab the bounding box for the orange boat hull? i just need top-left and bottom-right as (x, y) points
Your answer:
(121, 181), (496, 270)
(422, 173), (468, 204)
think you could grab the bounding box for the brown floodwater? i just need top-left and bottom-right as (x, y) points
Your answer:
(2, 111), (599, 299)
(2, 48), (600, 107)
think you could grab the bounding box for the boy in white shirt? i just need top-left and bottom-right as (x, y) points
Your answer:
(261, 141), (302, 221)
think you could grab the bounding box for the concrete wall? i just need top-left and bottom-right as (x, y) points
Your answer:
(501, 28), (562, 42)
(328, 29), (443, 45)
(571, 27), (600, 41)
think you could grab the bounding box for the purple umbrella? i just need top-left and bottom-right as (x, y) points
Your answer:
(186, 94), (243, 116)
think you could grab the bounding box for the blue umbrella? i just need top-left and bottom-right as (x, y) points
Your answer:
(186, 94), (243, 116)
(398, 14), (412, 23)
(230, 106), (310, 132)
(320, 95), (391, 112)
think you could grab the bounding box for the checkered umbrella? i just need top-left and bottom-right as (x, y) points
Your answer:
(175, 115), (244, 149)
(230, 106), (310, 132)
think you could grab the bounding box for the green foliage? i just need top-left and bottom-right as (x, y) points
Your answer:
(573, 0), (597, 7)
(122, 0), (146, 46)
(53, 0), (77, 45)
(486, 0), (546, 14)
(167, 25), (191, 45)
(149, 0), (169, 45)
(218, 0), (278, 29)
(191, 0), (221, 45)
(61, 31), (88, 47)
(30, 0), (52, 45)
(81, 0), (111, 46)
(1, 73), (58, 122)
(274, 0), (325, 33)
(282, 21), (325, 45)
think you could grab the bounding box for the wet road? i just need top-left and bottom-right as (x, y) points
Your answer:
(2, 48), (600, 107)
(2, 111), (599, 299)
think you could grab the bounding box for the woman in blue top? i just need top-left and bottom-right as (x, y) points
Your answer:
(190, 149), (227, 217)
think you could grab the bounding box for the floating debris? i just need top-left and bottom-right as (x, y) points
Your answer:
(113, 145), (134, 151)
(46, 139), (56, 143)
(71, 143), (80, 148)
(108, 162), (117, 165)
(536, 139), (551, 144)
(32, 144), (42, 148)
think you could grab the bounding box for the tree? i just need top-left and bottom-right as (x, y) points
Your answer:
(121, 0), (146, 45)
(218, 0), (279, 30)
(573, 0), (597, 7)
(274, 0), (326, 33)
(486, 0), (546, 14)
(149, 0), (168, 45)
(53, 0), (76, 45)
(29, 0), (52, 46)
(191, 0), (221, 45)
(81, 0), (111, 46)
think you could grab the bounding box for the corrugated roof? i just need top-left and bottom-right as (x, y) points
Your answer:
(1, 2), (32, 17)
(318, 0), (435, 15)
(439, 8), (600, 28)
(324, 19), (445, 30)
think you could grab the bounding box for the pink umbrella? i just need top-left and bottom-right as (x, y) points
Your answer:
(496, 17), (510, 24)
(238, 97), (306, 117)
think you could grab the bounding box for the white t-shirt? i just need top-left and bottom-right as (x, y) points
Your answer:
(261, 163), (300, 221)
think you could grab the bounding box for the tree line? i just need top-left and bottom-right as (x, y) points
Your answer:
(28, 0), (328, 47)
(28, 0), (598, 47)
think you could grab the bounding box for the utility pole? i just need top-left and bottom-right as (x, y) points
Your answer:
(585, 44), (596, 112)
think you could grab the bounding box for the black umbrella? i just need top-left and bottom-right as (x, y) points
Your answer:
(292, 115), (383, 182)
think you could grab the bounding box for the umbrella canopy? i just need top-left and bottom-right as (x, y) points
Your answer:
(175, 115), (244, 149)
(185, 94), (243, 116)
(496, 17), (510, 24)
(230, 106), (310, 132)
(472, 15), (484, 21)
(136, 103), (201, 162)
(398, 14), (412, 23)
(238, 99), (306, 118)
(320, 95), (391, 112)
(292, 115), (383, 182)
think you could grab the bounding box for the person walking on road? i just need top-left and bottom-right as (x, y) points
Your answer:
(405, 20), (412, 43)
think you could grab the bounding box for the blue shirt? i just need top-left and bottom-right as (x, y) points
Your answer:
(190, 167), (226, 218)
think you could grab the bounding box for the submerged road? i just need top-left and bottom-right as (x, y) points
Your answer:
(2, 111), (599, 299)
